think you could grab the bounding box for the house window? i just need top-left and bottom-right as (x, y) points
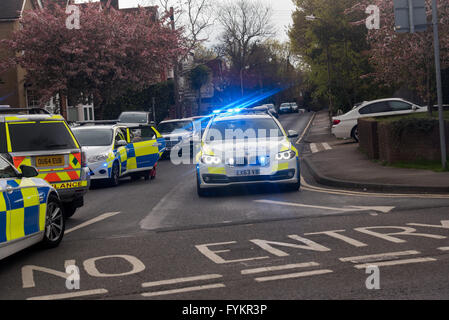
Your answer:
(26, 89), (40, 108)
(82, 106), (94, 121)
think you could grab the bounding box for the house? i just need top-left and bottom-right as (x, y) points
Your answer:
(0, 0), (41, 109)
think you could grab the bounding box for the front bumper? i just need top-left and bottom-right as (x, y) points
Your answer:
(197, 158), (300, 188)
(87, 160), (112, 180)
(50, 167), (90, 202)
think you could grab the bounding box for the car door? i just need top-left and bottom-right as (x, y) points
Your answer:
(112, 129), (128, 176)
(0, 157), (41, 242)
(388, 100), (414, 116)
(0, 179), (11, 245)
(129, 126), (161, 170)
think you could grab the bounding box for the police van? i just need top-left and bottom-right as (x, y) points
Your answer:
(71, 122), (166, 185)
(0, 108), (89, 218)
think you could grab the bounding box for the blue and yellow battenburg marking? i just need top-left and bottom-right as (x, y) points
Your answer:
(0, 179), (50, 243)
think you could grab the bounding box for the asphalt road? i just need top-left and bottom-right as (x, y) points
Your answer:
(1, 112), (449, 300)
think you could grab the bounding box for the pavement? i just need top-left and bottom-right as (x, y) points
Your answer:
(302, 111), (449, 193)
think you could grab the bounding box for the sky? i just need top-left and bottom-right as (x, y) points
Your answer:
(75, 0), (296, 42)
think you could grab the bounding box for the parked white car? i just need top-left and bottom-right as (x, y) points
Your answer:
(331, 98), (427, 141)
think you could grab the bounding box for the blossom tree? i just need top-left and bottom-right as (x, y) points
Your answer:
(347, 0), (449, 110)
(0, 2), (186, 116)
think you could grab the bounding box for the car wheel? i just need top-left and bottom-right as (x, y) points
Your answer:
(63, 203), (77, 218)
(109, 162), (120, 186)
(351, 126), (359, 142)
(150, 164), (157, 180)
(196, 174), (208, 197)
(42, 195), (65, 248)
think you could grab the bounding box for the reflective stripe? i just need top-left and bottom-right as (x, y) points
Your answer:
(4, 179), (49, 241)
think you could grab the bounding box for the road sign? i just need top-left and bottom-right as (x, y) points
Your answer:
(394, 0), (427, 33)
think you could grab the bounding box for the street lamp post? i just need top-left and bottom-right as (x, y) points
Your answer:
(431, 0), (447, 169)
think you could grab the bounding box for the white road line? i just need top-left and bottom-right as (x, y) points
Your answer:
(310, 143), (319, 153)
(295, 113), (316, 144)
(322, 142), (332, 150)
(340, 250), (420, 263)
(141, 274), (223, 288)
(27, 289), (108, 300)
(354, 257), (436, 269)
(254, 199), (394, 213)
(141, 283), (225, 297)
(65, 212), (120, 234)
(437, 247), (449, 251)
(255, 269), (333, 282)
(241, 262), (319, 275)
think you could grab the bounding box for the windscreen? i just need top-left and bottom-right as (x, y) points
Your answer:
(206, 118), (283, 141)
(72, 128), (113, 146)
(8, 121), (78, 152)
(157, 121), (193, 134)
(119, 113), (147, 124)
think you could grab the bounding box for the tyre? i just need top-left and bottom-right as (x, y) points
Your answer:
(351, 125), (359, 142)
(150, 163), (157, 180)
(109, 162), (120, 186)
(62, 203), (77, 218)
(196, 174), (209, 197)
(42, 195), (65, 248)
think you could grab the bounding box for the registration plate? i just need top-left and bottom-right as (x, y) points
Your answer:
(35, 155), (65, 167)
(236, 169), (260, 176)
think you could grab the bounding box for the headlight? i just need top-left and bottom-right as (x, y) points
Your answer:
(275, 150), (296, 160)
(201, 154), (221, 165)
(88, 154), (109, 162)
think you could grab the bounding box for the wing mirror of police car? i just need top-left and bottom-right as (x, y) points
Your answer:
(287, 130), (299, 138)
(20, 165), (39, 178)
(115, 140), (127, 148)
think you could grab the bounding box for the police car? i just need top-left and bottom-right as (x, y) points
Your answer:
(0, 155), (64, 260)
(0, 108), (89, 218)
(71, 123), (166, 185)
(196, 107), (300, 196)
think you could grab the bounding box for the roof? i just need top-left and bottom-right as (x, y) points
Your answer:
(0, 113), (64, 122)
(0, 0), (26, 20)
(71, 125), (116, 131)
(159, 118), (194, 124)
(214, 114), (272, 122)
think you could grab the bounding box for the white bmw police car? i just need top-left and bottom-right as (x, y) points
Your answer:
(196, 107), (300, 196)
(0, 155), (64, 260)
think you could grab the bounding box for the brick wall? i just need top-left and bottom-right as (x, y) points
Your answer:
(359, 117), (449, 163)
(358, 118), (379, 159)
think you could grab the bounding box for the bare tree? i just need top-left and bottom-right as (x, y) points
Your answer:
(158, 0), (214, 54)
(216, 0), (275, 95)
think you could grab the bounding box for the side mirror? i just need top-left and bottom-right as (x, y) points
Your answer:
(20, 165), (39, 178)
(287, 130), (299, 139)
(412, 105), (418, 111)
(115, 140), (127, 148)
